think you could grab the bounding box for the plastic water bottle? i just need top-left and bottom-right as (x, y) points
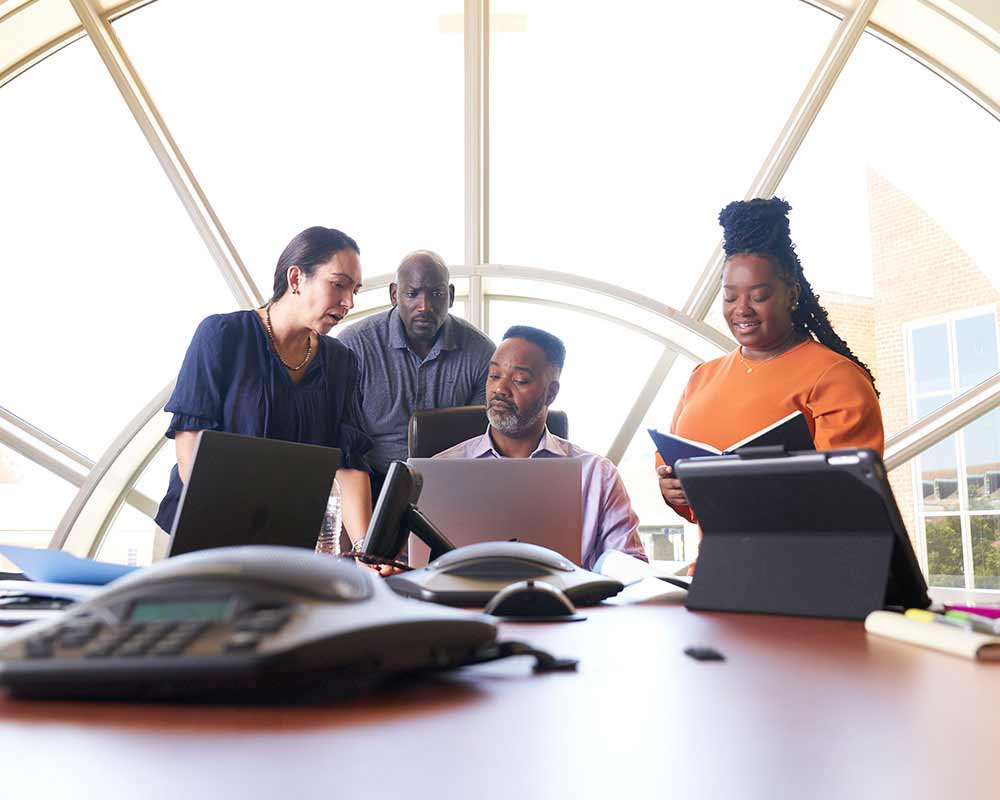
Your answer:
(315, 479), (343, 556)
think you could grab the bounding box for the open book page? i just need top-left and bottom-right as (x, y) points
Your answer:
(603, 576), (689, 605)
(594, 550), (657, 584)
(647, 429), (722, 468)
(865, 610), (1000, 661)
(650, 411), (815, 467)
(594, 550), (692, 588)
(727, 410), (814, 453)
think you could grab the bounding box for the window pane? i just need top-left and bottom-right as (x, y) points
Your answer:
(485, 299), (663, 457)
(955, 313), (997, 390)
(99, 441), (176, 566)
(969, 515), (1000, 590)
(964, 408), (1000, 512)
(911, 324), (950, 396)
(95, 503), (158, 567)
(916, 396), (959, 513)
(132, 440), (175, 507)
(924, 516), (964, 588)
(616, 354), (700, 562)
(489, 0), (835, 306)
(0, 38), (232, 459)
(0, 445), (77, 571)
(777, 30), (1000, 465)
(115, 0), (464, 294)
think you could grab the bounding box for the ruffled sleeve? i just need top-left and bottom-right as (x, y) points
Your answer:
(333, 348), (374, 471)
(164, 315), (229, 439)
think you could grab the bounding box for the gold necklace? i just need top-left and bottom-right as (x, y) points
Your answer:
(738, 335), (806, 374)
(738, 348), (758, 374)
(264, 303), (313, 371)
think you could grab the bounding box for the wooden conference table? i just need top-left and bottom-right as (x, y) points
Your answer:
(0, 602), (997, 800)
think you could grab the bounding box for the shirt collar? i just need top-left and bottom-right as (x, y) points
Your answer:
(388, 308), (457, 356)
(474, 426), (568, 458)
(535, 427), (571, 457)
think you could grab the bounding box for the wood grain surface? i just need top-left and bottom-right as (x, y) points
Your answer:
(1, 604), (997, 800)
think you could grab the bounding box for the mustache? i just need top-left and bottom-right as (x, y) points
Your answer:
(488, 396), (516, 411)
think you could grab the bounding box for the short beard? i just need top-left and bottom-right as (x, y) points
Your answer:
(487, 395), (547, 438)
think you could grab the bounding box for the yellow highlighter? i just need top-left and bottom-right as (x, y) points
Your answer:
(905, 608), (972, 631)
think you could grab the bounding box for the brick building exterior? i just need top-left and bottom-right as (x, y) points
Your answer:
(867, 169), (999, 565)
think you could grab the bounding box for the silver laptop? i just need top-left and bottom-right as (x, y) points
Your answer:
(168, 431), (341, 557)
(405, 458), (583, 567)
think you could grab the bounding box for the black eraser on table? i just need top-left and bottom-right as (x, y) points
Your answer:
(684, 646), (725, 662)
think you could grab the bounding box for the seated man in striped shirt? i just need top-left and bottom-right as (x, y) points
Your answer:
(434, 325), (647, 570)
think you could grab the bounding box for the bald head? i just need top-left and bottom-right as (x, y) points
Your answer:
(396, 250), (450, 285)
(390, 249), (455, 351)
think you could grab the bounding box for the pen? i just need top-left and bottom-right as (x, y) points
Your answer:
(904, 608), (974, 632)
(944, 610), (1000, 636)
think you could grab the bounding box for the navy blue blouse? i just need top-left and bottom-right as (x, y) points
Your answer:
(154, 310), (372, 531)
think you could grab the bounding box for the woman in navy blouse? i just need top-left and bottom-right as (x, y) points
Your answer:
(154, 226), (374, 545)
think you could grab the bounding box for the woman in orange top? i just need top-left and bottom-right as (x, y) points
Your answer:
(658, 198), (883, 524)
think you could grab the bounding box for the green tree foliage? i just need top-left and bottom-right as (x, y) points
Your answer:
(970, 516), (1000, 589)
(926, 516), (964, 588)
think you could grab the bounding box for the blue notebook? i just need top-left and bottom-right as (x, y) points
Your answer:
(0, 545), (137, 585)
(648, 410), (814, 468)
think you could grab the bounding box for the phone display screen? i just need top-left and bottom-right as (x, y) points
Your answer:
(129, 598), (231, 622)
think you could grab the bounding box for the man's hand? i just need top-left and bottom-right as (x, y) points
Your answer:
(656, 463), (688, 507)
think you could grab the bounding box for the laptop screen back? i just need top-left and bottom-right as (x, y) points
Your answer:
(168, 431), (341, 557)
(405, 458), (583, 567)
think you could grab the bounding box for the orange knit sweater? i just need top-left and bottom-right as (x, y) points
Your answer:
(660, 338), (884, 522)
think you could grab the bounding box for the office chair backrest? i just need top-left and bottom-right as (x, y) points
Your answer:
(408, 405), (569, 459)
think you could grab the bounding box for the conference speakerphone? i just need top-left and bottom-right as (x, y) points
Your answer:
(0, 546), (506, 701)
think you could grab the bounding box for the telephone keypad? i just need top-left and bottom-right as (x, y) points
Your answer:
(224, 632), (262, 652)
(145, 622), (209, 657)
(20, 600), (296, 661)
(115, 624), (175, 658)
(234, 607), (291, 634)
(24, 638), (54, 659)
(56, 620), (101, 648)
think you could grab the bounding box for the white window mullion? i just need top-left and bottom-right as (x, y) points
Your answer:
(947, 318), (976, 589)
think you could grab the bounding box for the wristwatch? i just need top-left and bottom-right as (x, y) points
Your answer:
(351, 539), (365, 555)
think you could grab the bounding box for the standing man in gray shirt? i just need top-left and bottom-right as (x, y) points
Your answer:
(338, 250), (495, 502)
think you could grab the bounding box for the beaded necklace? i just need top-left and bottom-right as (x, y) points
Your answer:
(264, 303), (313, 371)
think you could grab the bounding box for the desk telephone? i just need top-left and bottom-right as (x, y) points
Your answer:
(0, 546), (574, 702)
(388, 542), (624, 607)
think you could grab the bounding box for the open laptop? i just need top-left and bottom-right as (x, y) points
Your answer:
(168, 431), (341, 558)
(404, 458), (583, 567)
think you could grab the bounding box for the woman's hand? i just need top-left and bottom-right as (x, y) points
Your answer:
(368, 563), (403, 577)
(352, 553), (405, 578)
(657, 463), (688, 507)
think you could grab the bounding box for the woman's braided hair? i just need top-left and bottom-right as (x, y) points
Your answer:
(718, 197), (878, 394)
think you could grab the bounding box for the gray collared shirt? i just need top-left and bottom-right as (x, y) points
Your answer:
(337, 308), (496, 474)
